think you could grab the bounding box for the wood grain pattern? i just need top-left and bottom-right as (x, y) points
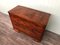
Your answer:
(0, 12), (60, 45)
(8, 5), (50, 42)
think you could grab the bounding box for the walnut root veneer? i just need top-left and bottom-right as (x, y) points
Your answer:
(8, 5), (51, 42)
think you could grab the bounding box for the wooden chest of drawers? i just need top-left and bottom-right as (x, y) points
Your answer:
(8, 5), (50, 42)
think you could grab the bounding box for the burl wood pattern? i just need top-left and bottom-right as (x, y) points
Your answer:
(8, 5), (50, 42)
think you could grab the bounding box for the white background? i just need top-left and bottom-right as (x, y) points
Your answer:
(0, 0), (60, 35)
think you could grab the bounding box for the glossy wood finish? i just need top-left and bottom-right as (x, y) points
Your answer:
(8, 5), (50, 42)
(0, 12), (60, 45)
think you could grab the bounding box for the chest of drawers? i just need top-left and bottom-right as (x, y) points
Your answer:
(8, 5), (50, 42)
